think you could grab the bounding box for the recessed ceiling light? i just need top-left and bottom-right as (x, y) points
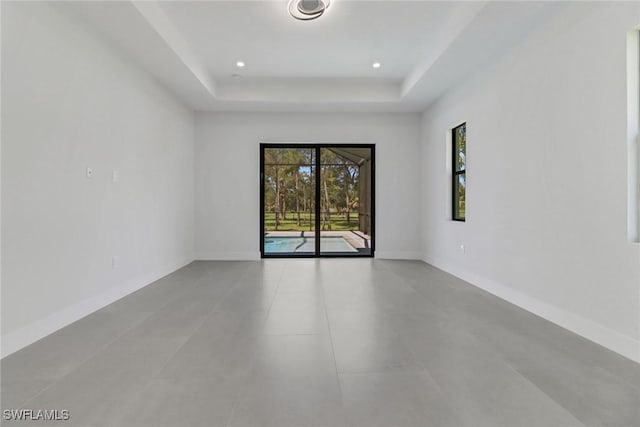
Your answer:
(372, 62), (381, 69)
(236, 61), (245, 68)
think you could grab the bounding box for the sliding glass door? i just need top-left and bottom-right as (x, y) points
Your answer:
(261, 144), (374, 258)
(261, 147), (316, 255)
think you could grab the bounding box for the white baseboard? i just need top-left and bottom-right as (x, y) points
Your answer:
(422, 253), (640, 364)
(1, 256), (194, 359)
(376, 251), (423, 260)
(195, 252), (261, 261)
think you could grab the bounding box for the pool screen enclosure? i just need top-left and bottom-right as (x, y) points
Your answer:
(260, 144), (375, 258)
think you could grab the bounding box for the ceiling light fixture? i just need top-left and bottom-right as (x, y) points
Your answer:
(372, 62), (381, 69)
(289, 0), (330, 21)
(236, 61), (245, 68)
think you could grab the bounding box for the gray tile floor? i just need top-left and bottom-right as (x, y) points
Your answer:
(2, 260), (639, 427)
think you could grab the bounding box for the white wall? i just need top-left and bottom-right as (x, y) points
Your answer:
(420, 2), (640, 362)
(1, 2), (195, 357)
(195, 112), (422, 260)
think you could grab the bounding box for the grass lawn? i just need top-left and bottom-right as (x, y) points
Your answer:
(264, 212), (360, 232)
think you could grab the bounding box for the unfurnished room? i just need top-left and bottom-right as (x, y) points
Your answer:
(1, 1), (640, 426)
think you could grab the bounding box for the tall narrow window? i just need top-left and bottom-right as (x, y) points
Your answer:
(452, 123), (466, 221)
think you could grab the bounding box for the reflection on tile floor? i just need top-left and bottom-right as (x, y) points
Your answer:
(2, 260), (639, 426)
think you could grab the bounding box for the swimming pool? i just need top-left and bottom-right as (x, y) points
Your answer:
(264, 236), (357, 253)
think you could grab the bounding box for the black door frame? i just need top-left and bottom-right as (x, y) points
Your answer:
(260, 143), (375, 258)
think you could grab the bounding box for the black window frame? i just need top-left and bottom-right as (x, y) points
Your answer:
(260, 143), (375, 258)
(452, 123), (466, 222)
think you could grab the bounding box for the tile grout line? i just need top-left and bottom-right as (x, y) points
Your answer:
(12, 263), (207, 412)
(112, 262), (265, 424)
(319, 262), (354, 427)
(224, 259), (288, 427)
(376, 263), (468, 424)
(12, 310), (157, 411)
(146, 276), (239, 381)
(486, 341), (590, 427)
(398, 263), (589, 427)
